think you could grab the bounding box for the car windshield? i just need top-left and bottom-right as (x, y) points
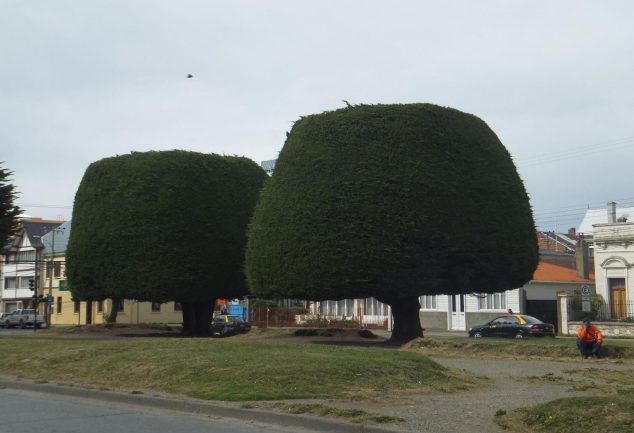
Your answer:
(521, 315), (543, 324)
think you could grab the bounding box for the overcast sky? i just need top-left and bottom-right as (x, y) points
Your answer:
(2, 1), (633, 231)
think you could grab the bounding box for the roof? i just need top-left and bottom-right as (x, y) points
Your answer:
(42, 220), (72, 255)
(2, 218), (65, 251)
(537, 231), (576, 253)
(532, 261), (594, 283)
(578, 206), (634, 236)
(260, 159), (277, 172)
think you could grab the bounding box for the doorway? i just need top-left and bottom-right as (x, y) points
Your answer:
(86, 301), (93, 325)
(450, 294), (466, 330)
(526, 300), (558, 333)
(609, 278), (627, 319)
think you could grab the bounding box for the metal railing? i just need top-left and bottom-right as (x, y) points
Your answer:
(568, 297), (634, 322)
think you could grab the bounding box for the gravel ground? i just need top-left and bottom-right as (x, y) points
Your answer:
(324, 356), (634, 433)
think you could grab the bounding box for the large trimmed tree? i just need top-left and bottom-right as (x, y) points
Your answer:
(246, 104), (538, 343)
(0, 163), (21, 247)
(67, 150), (267, 334)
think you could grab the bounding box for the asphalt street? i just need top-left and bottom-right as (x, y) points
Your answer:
(0, 388), (306, 433)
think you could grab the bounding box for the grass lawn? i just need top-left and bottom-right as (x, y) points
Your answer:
(0, 336), (485, 402)
(495, 390), (634, 433)
(409, 334), (634, 361)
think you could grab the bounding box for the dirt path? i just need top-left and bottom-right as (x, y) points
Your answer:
(326, 356), (632, 433)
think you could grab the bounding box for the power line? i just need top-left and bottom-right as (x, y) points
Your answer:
(17, 203), (72, 209)
(516, 135), (634, 168)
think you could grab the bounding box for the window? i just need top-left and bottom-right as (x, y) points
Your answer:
(97, 301), (103, 313)
(20, 276), (33, 289)
(57, 297), (62, 314)
(492, 316), (518, 326)
(363, 298), (389, 316)
(174, 302), (182, 312)
(46, 262), (62, 279)
(117, 300), (124, 312)
(4, 278), (17, 289)
(419, 295), (437, 310)
(151, 302), (161, 312)
(478, 293), (506, 310)
(17, 251), (35, 262)
(74, 301), (80, 314)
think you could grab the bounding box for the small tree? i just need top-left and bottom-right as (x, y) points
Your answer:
(67, 150), (267, 334)
(246, 104), (538, 343)
(0, 163), (21, 247)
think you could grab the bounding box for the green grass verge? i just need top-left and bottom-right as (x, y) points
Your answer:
(495, 390), (634, 433)
(410, 335), (634, 360)
(0, 337), (486, 402)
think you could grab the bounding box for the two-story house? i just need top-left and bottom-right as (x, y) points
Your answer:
(1, 216), (64, 313)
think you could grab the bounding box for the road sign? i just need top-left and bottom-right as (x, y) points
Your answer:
(582, 301), (592, 312)
(581, 285), (590, 296)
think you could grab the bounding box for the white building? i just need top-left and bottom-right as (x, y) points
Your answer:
(592, 202), (633, 319)
(1, 217), (65, 313)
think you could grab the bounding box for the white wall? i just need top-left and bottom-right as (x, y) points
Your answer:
(593, 222), (634, 306)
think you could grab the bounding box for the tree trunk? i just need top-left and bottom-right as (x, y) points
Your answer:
(388, 296), (423, 344)
(181, 301), (196, 335)
(181, 299), (215, 336)
(105, 298), (120, 324)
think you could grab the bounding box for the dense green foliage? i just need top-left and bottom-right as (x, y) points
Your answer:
(0, 163), (21, 247)
(246, 104), (538, 304)
(67, 150), (267, 303)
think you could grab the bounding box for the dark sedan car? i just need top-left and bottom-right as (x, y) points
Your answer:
(468, 314), (555, 338)
(211, 315), (251, 336)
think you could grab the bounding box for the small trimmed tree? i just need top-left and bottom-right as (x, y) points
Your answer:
(67, 150), (267, 334)
(0, 163), (21, 247)
(246, 104), (538, 343)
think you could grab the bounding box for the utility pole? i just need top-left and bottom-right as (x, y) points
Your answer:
(46, 226), (65, 327)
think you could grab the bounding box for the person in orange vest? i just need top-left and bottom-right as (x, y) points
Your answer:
(576, 318), (603, 359)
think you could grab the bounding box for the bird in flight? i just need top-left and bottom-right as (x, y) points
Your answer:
(187, 74), (193, 78)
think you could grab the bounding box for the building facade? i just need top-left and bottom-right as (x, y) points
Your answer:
(1, 217), (64, 313)
(593, 218), (634, 320)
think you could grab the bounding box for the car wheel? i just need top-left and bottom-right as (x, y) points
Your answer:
(472, 331), (483, 338)
(515, 333), (525, 339)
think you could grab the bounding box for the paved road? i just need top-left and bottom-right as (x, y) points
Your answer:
(0, 388), (307, 433)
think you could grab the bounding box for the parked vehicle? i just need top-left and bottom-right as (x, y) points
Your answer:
(0, 312), (11, 328)
(211, 315), (251, 336)
(468, 314), (555, 338)
(3, 309), (45, 329)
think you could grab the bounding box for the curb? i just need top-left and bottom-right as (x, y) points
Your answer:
(0, 377), (397, 433)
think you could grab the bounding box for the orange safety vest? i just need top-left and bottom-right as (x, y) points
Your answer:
(577, 324), (603, 344)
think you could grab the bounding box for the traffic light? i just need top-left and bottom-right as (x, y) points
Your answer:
(28, 279), (35, 291)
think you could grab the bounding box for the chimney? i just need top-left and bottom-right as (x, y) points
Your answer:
(575, 239), (589, 280)
(607, 201), (617, 224)
(568, 227), (576, 237)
